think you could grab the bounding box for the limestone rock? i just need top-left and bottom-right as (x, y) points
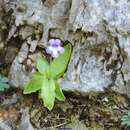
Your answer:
(3, 0), (130, 96)
(19, 108), (34, 130)
(8, 42), (31, 88)
(0, 119), (12, 130)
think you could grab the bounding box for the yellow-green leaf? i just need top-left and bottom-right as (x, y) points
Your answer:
(50, 43), (72, 79)
(40, 77), (55, 110)
(36, 56), (49, 74)
(55, 81), (65, 101)
(23, 72), (44, 94)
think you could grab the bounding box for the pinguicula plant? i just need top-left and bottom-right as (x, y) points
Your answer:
(23, 39), (72, 110)
(121, 111), (130, 126)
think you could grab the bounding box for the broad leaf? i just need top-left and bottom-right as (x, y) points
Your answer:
(121, 114), (130, 126)
(50, 43), (72, 79)
(0, 74), (9, 91)
(128, 111), (130, 117)
(23, 72), (44, 94)
(36, 56), (49, 74)
(121, 116), (129, 121)
(0, 83), (9, 91)
(40, 78), (55, 110)
(0, 75), (9, 82)
(55, 80), (65, 101)
(121, 120), (130, 125)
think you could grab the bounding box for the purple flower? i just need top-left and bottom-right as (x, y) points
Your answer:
(46, 39), (64, 58)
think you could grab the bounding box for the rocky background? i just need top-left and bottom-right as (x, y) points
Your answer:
(0, 0), (130, 130)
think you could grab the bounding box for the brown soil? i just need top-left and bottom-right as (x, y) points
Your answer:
(0, 89), (130, 130)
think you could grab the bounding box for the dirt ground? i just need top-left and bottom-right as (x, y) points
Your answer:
(0, 89), (130, 130)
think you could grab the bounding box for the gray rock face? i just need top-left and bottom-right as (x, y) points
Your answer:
(61, 43), (113, 92)
(4, 0), (130, 96)
(0, 119), (12, 130)
(19, 108), (34, 130)
(9, 43), (31, 88)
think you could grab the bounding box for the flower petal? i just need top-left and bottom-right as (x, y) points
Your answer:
(48, 39), (55, 46)
(55, 39), (61, 46)
(52, 50), (59, 58)
(58, 46), (65, 54)
(46, 46), (53, 54)
(46, 48), (51, 54)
